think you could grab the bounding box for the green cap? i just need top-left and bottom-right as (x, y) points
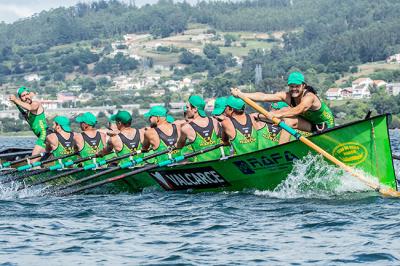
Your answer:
(144, 105), (168, 118)
(271, 101), (289, 110)
(110, 110), (132, 124)
(287, 72), (305, 85)
(54, 116), (71, 132)
(188, 95), (206, 117)
(166, 115), (175, 123)
(227, 95), (245, 110)
(212, 97), (227, 115)
(75, 112), (97, 126)
(17, 87), (30, 97)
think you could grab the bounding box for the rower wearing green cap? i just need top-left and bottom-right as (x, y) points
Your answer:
(211, 97), (232, 157)
(253, 101), (288, 148)
(142, 105), (181, 163)
(177, 95), (223, 162)
(231, 71), (335, 143)
(73, 112), (106, 166)
(45, 116), (78, 164)
(98, 110), (145, 165)
(220, 96), (258, 155)
(9, 87), (48, 161)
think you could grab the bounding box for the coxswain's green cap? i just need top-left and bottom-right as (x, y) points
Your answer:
(212, 97), (227, 115)
(17, 87), (30, 98)
(271, 101), (289, 110)
(144, 105), (168, 118)
(227, 95), (245, 110)
(110, 110), (132, 124)
(188, 95), (206, 117)
(287, 72), (305, 85)
(166, 115), (175, 123)
(54, 116), (71, 132)
(75, 112), (97, 126)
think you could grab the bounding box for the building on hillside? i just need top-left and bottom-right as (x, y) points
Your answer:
(387, 83), (400, 96)
(39, 99), (62, 110)
(57, 92), (77, 102)
(351, 78), (372, 99)
(373, 80), (387, 88)
(341, 88), (353, 99)
(386, 54), (400, 64)
(24, 74), (42, 82)
(69, 85), (82, 92)
(326, 88), (342, 100)
(78, 93), (94, 103)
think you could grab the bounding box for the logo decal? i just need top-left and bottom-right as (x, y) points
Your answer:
(150, 167), (229, 190)
(332, 142), (368, 166)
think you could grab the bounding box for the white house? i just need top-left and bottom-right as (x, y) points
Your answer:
(386, 53), (400, 64)
(24, 74), (41, 82)
(351, 78), (372, 99)
(387, 83), (400, 96)
(373, 80), (387, 88)
(326, 88), (342, 100)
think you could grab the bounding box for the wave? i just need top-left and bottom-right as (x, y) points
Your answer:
(255, 153), (372, 199)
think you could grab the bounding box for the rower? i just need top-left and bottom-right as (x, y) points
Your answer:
(255, 102), (287, 149)
(221, 96), (258, 155)
(211, 96), (232, 157)
(177, 95), (222, 162)
(142, 105), (181, 163)
(173, 106), (191, 127)
(73, 112), (106, 166)
(9, 87), (48, 161)
(98, 110), (144, 165)
(45, 116), (77, 164)
(231, 72), (335, 143)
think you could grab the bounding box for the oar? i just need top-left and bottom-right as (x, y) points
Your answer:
(237, 93), (400, 197)
(19, 150), (144, 191)
(55, 148), (172, 192)
(61, 144), (223, 196)
(0, 152), (47, 169)
(0, 151), (81, 184)
(0, 152), (87, 184)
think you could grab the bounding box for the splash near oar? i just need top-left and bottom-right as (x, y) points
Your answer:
(55, 147), (172, 192)
(19, 150), (143, 191)
(61, 144), (223, 196)
(236, 92), (400, 197)
(0, 151), (80, 184)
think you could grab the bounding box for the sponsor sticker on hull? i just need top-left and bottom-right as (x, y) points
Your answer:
(332, 142), (368, 166)
(149, 166), (229, 191)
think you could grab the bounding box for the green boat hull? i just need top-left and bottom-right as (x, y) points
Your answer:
(2, 114), (397, 194)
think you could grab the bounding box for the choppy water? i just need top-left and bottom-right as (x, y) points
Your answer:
(1, 133), (400, 265)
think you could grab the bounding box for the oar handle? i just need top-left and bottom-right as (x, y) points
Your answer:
(1, 152), (45, 168)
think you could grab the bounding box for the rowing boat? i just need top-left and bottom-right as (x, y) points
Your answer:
(1, 114), (397, 194)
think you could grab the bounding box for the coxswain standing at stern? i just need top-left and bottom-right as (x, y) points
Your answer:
(231, 72), (335, 143)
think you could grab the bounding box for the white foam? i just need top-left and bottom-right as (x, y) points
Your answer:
(255, 153), (373, 199)
(0, 180), (47, 200)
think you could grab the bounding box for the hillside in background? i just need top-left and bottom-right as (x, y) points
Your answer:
(0, 0), (400, 132)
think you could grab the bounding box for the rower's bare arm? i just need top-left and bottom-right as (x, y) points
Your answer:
(221, 119), (233, 145)
(99, 137), (113, 156)
(73, 133), (84, 152)
(274, 95), (313, 118)
(139, 128), (146, 144)
(231, 88), (286, 102)
(176, 125), (188, 149)
(10, 97), (40, 112)
(142, 129), (154, 151)
(45, 134), (57, 153)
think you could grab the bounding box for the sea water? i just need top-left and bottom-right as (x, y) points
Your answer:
(1, 134), (400, 265)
